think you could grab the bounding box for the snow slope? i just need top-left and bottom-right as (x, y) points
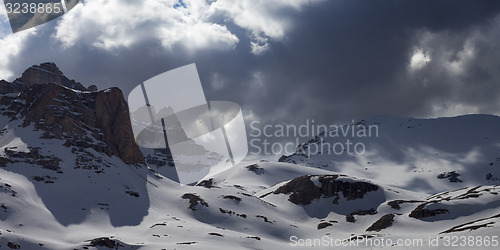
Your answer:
(2, 159), (499, 249)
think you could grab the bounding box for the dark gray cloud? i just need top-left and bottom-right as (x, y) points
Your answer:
(204, 0), (500, 124)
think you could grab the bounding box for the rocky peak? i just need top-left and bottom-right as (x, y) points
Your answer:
(0, 62), (96, 93)
(0, 79), (22, 93)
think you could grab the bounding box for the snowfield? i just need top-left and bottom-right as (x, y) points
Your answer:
(1, 112), (500, 249)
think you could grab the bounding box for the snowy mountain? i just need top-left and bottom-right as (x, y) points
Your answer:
(280, 115), (500, 194)
(0, 63), (499, 249)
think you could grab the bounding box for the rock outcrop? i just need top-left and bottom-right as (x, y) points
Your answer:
(409, 202), (449, 219)
(273, 175), (380, 205)
(366, 214), (395, 232)
(182, 193), (209, 211)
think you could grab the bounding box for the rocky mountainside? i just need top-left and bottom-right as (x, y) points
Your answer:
(0, 63), (143, 166)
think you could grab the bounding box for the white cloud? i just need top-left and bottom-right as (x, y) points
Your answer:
(211, 1), (290, 39)
(0, 30), (37, 80)
(0, 1), (11, 37)
(54, 0), (238, 51)
(211, 0), (323, 54)
(410, 29), (480, 76)
(409, 49), (431, 71)
(407, 20), (500, 118)
(52, 0), (322, 54)
(250, 34), (270, 55)
(430, 102), (480, 118)
(444, 39), (476, 75)
(211, 0), (322, 37)
(1, 0), (323, 59)
(0, 2), (37, 80)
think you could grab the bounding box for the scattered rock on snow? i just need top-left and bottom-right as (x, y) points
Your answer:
(182, 193), (209, 211)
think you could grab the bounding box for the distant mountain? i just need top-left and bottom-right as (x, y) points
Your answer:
(0, 63), (498, 249)
(280, 115), (500, 194)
